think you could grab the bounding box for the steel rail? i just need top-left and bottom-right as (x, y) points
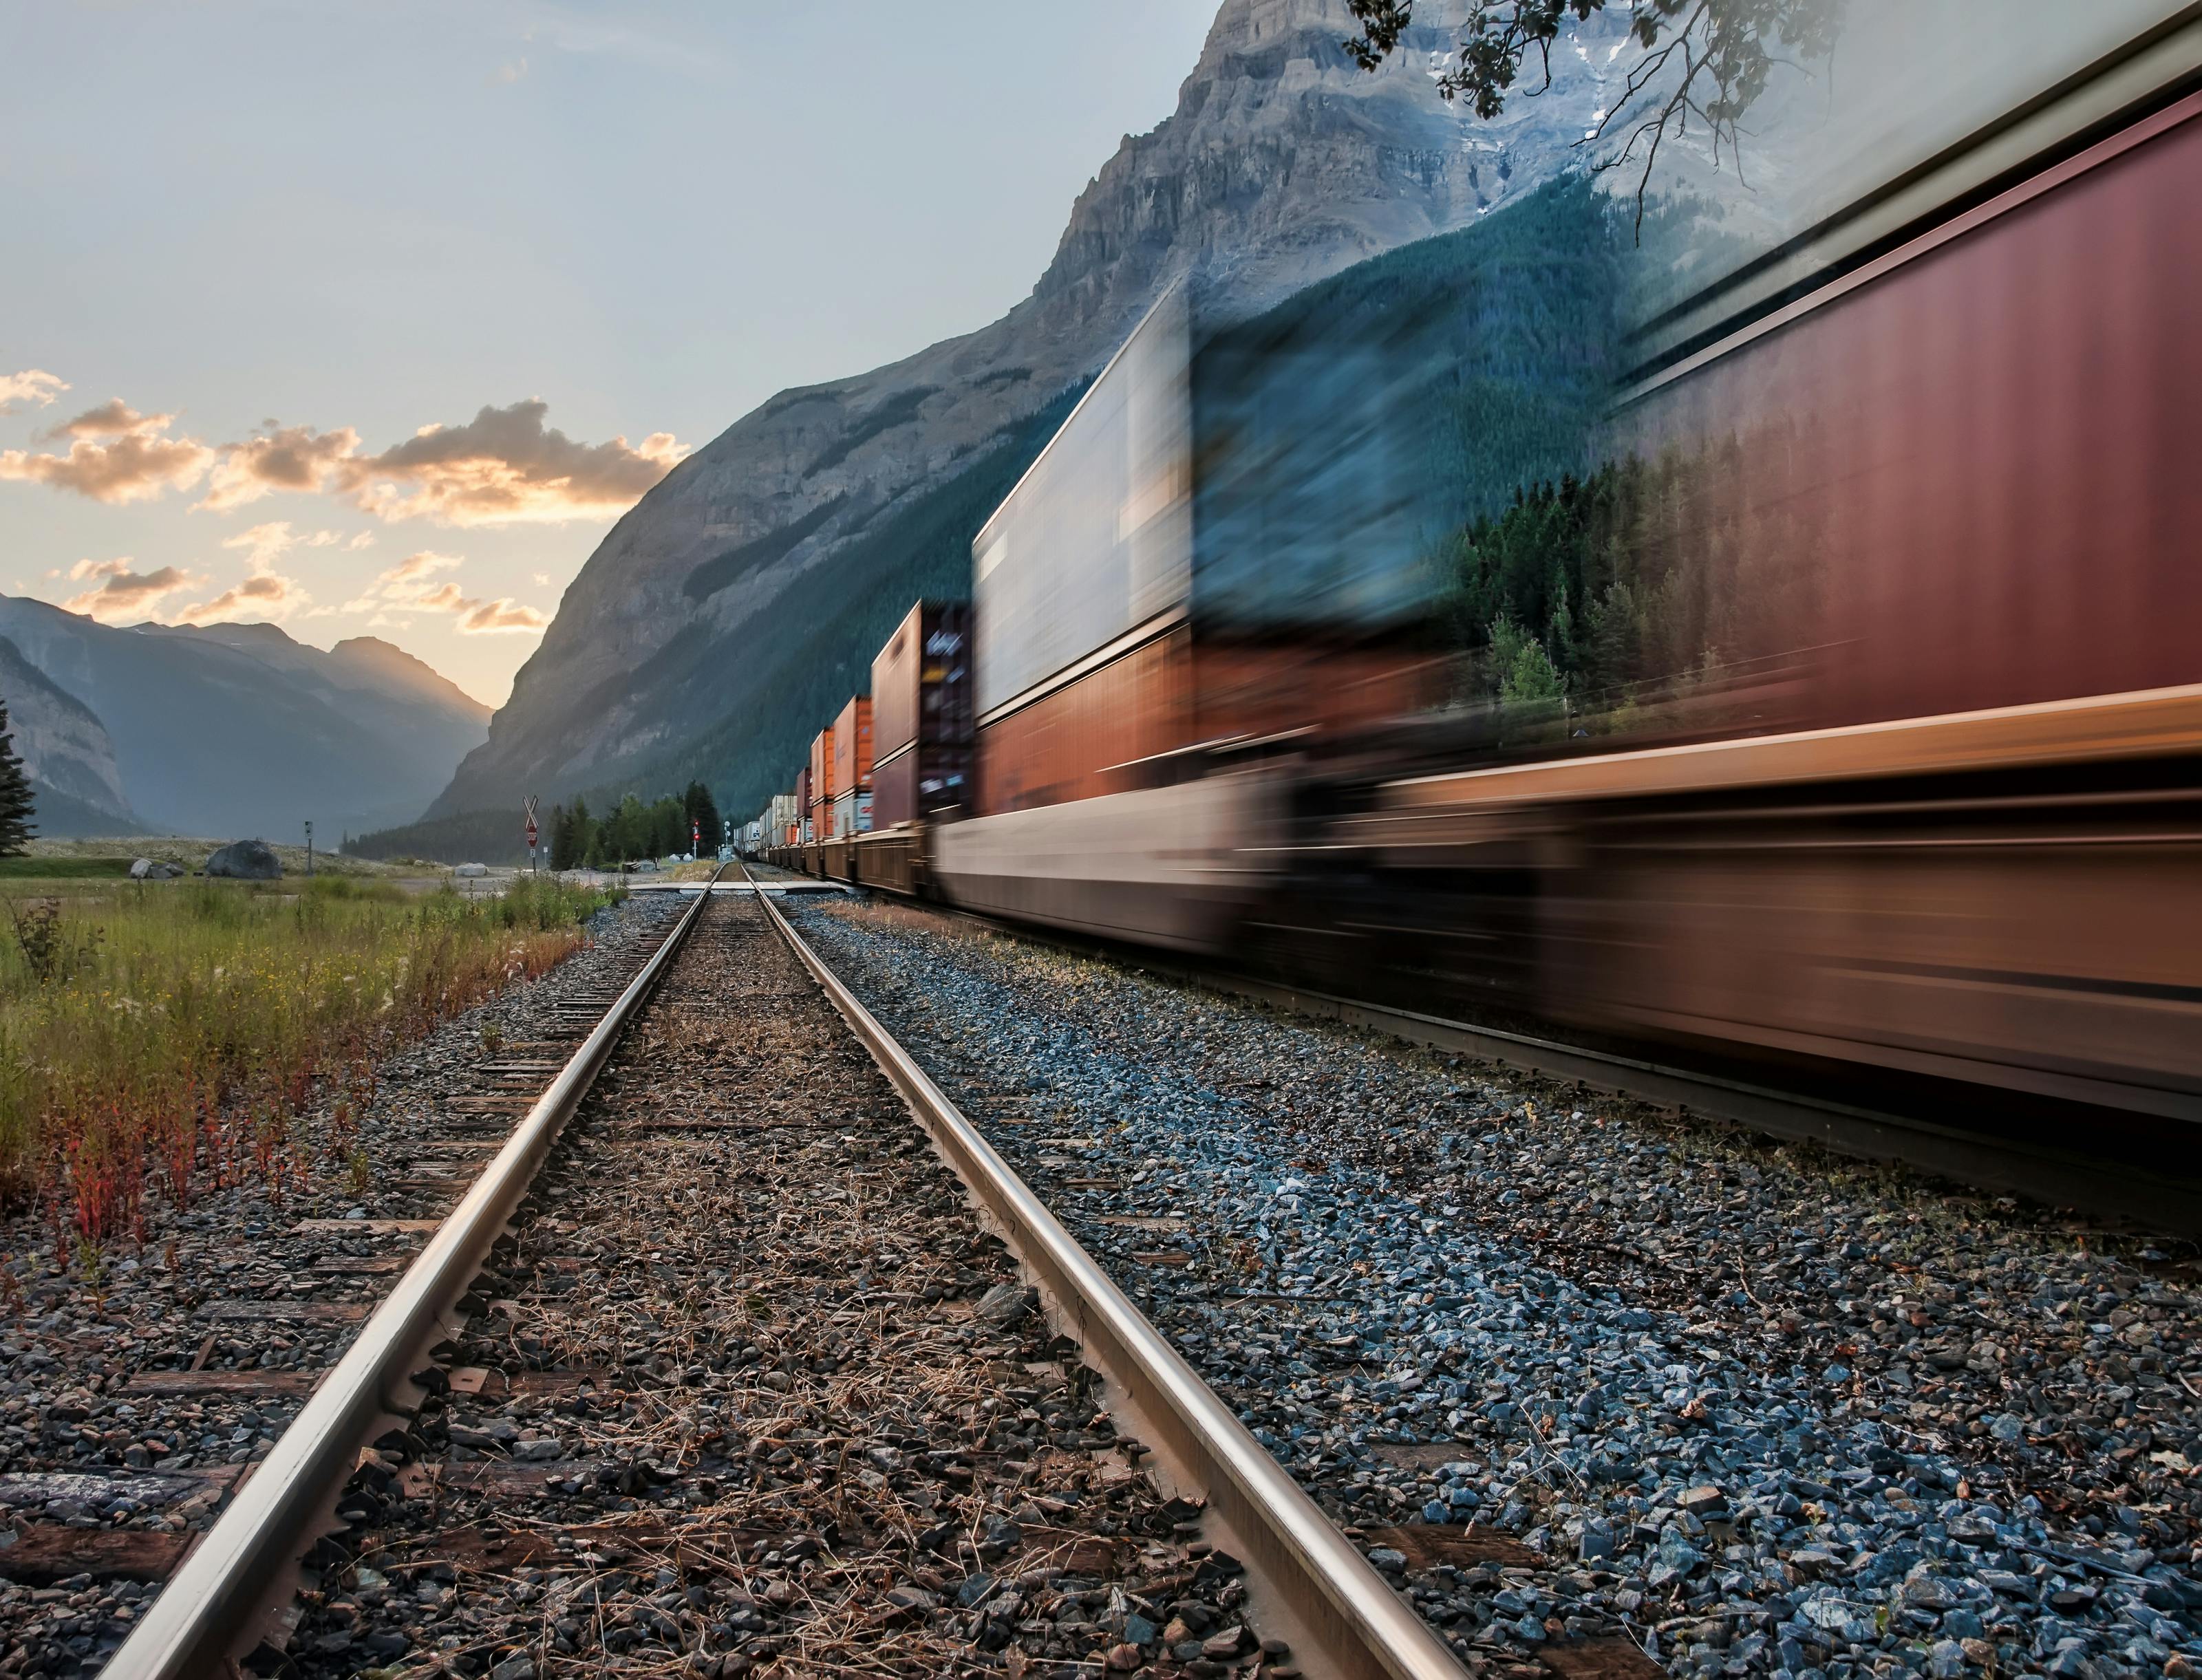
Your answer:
(106, 866), (731, 1680)
(742, 861), (1466, 1680)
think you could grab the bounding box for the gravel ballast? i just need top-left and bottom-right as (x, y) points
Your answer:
(0, 892), (687, 1678)
(295, 890), (1276, 1679)
(791, 895), (2202, 1680)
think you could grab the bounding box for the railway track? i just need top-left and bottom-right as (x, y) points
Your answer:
(775, 890), (2202, 1680)
(96, 867), (1505, 1679)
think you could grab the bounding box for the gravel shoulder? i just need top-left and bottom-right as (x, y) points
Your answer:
(791, 894), (2202, 1680)
(0, 894), (687, 1679)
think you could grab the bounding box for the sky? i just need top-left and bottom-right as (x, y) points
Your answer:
(0, 2), (1219, 707)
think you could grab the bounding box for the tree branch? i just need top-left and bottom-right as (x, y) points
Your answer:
(1344, 0), (1837, 237)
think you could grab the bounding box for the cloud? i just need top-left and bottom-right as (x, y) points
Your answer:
(171, 523), (317, 626)
(218, 521), (345, 568)
(455, 596), (548, 634)
(339, 550), (546, 635)
(407, 582), (467, 613)
(339, 400), (685, 526)
(402, 581), (548, 634)
(41, 398), (174, 440)
(345, 531), (375, 550)
(61, 558), (202, 623)
(194, 400), (683, 526)
(195, 422), (361, 513)
(172, 567), (309, 626)
(376, 550), (464, 594)
(0, 370), (68, 413)
(3, 383), (681, 527)
(0, 402), (215, 503)
(531, 571), (552, 586)
(491, 56), (528, 84)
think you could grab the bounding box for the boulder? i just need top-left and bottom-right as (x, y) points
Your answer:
(204, 839), (281, 880)
(127, 858), (181, 880)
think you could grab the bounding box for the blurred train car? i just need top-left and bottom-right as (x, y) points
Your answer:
(929, 282), (1446, 948)
(770, 4), (2202, 1149)
(1257, 8), (2202, 1137)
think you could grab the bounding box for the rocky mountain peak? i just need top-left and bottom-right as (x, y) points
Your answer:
(428, 0), (1630, 826)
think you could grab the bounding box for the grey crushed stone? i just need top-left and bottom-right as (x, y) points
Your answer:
(793, 895), (2202, 1680)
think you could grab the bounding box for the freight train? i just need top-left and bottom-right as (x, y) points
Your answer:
(756, 8), (2202, 1165)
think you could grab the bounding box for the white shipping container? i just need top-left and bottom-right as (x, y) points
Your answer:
(831, 790), (873, 838)
(973, 286), (1190, 719)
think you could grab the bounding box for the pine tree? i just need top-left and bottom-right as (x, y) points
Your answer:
(559, 797), (592, 872)
(0, 700), (35, 857)
(682, 780), (720, 857)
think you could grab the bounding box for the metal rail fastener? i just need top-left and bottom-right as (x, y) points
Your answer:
(107, 868), (728, 1680)
(746, 865), (1466, 1680)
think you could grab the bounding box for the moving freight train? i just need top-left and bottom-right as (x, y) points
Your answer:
(756, 6), (2202, 1154)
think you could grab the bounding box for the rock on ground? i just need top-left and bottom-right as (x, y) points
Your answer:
(203, 839), (281, 879)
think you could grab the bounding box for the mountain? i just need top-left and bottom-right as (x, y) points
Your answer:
(0, 635), (141, 837)
(0, 596), (490, 841)
(416, 0), (1633, 841)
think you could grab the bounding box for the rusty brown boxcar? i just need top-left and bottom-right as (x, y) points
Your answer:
(1310, 80), (2202, 1130)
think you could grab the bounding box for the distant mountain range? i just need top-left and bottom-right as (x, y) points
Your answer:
(0, 595), (489, 841)
(403, 0), (1637, 854)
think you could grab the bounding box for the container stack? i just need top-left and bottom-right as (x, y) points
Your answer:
(806, 727), (836, 846)
(969, 286), (1439, 817)
(871, 601), (974, 828)
(764, 792), (799, 849)
(795, 765), (814, 846)
(831, 696), (875, 837)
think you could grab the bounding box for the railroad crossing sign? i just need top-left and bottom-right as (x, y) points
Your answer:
(523, 795), (539, 850)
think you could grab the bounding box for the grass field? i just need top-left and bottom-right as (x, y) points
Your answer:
(0, 872), (621, 1251)
(0, 857), (140, 880)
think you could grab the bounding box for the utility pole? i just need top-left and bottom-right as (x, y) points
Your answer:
(304, 820), (313, 878)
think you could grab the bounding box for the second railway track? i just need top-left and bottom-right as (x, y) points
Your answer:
(104, 875), (1499, 1680)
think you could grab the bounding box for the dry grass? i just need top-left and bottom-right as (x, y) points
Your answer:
(0, 874), (619, 1251)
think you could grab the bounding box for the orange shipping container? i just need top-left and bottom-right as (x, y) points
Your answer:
(833, 696), (874, 794)
(809, 726), (837, 814)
